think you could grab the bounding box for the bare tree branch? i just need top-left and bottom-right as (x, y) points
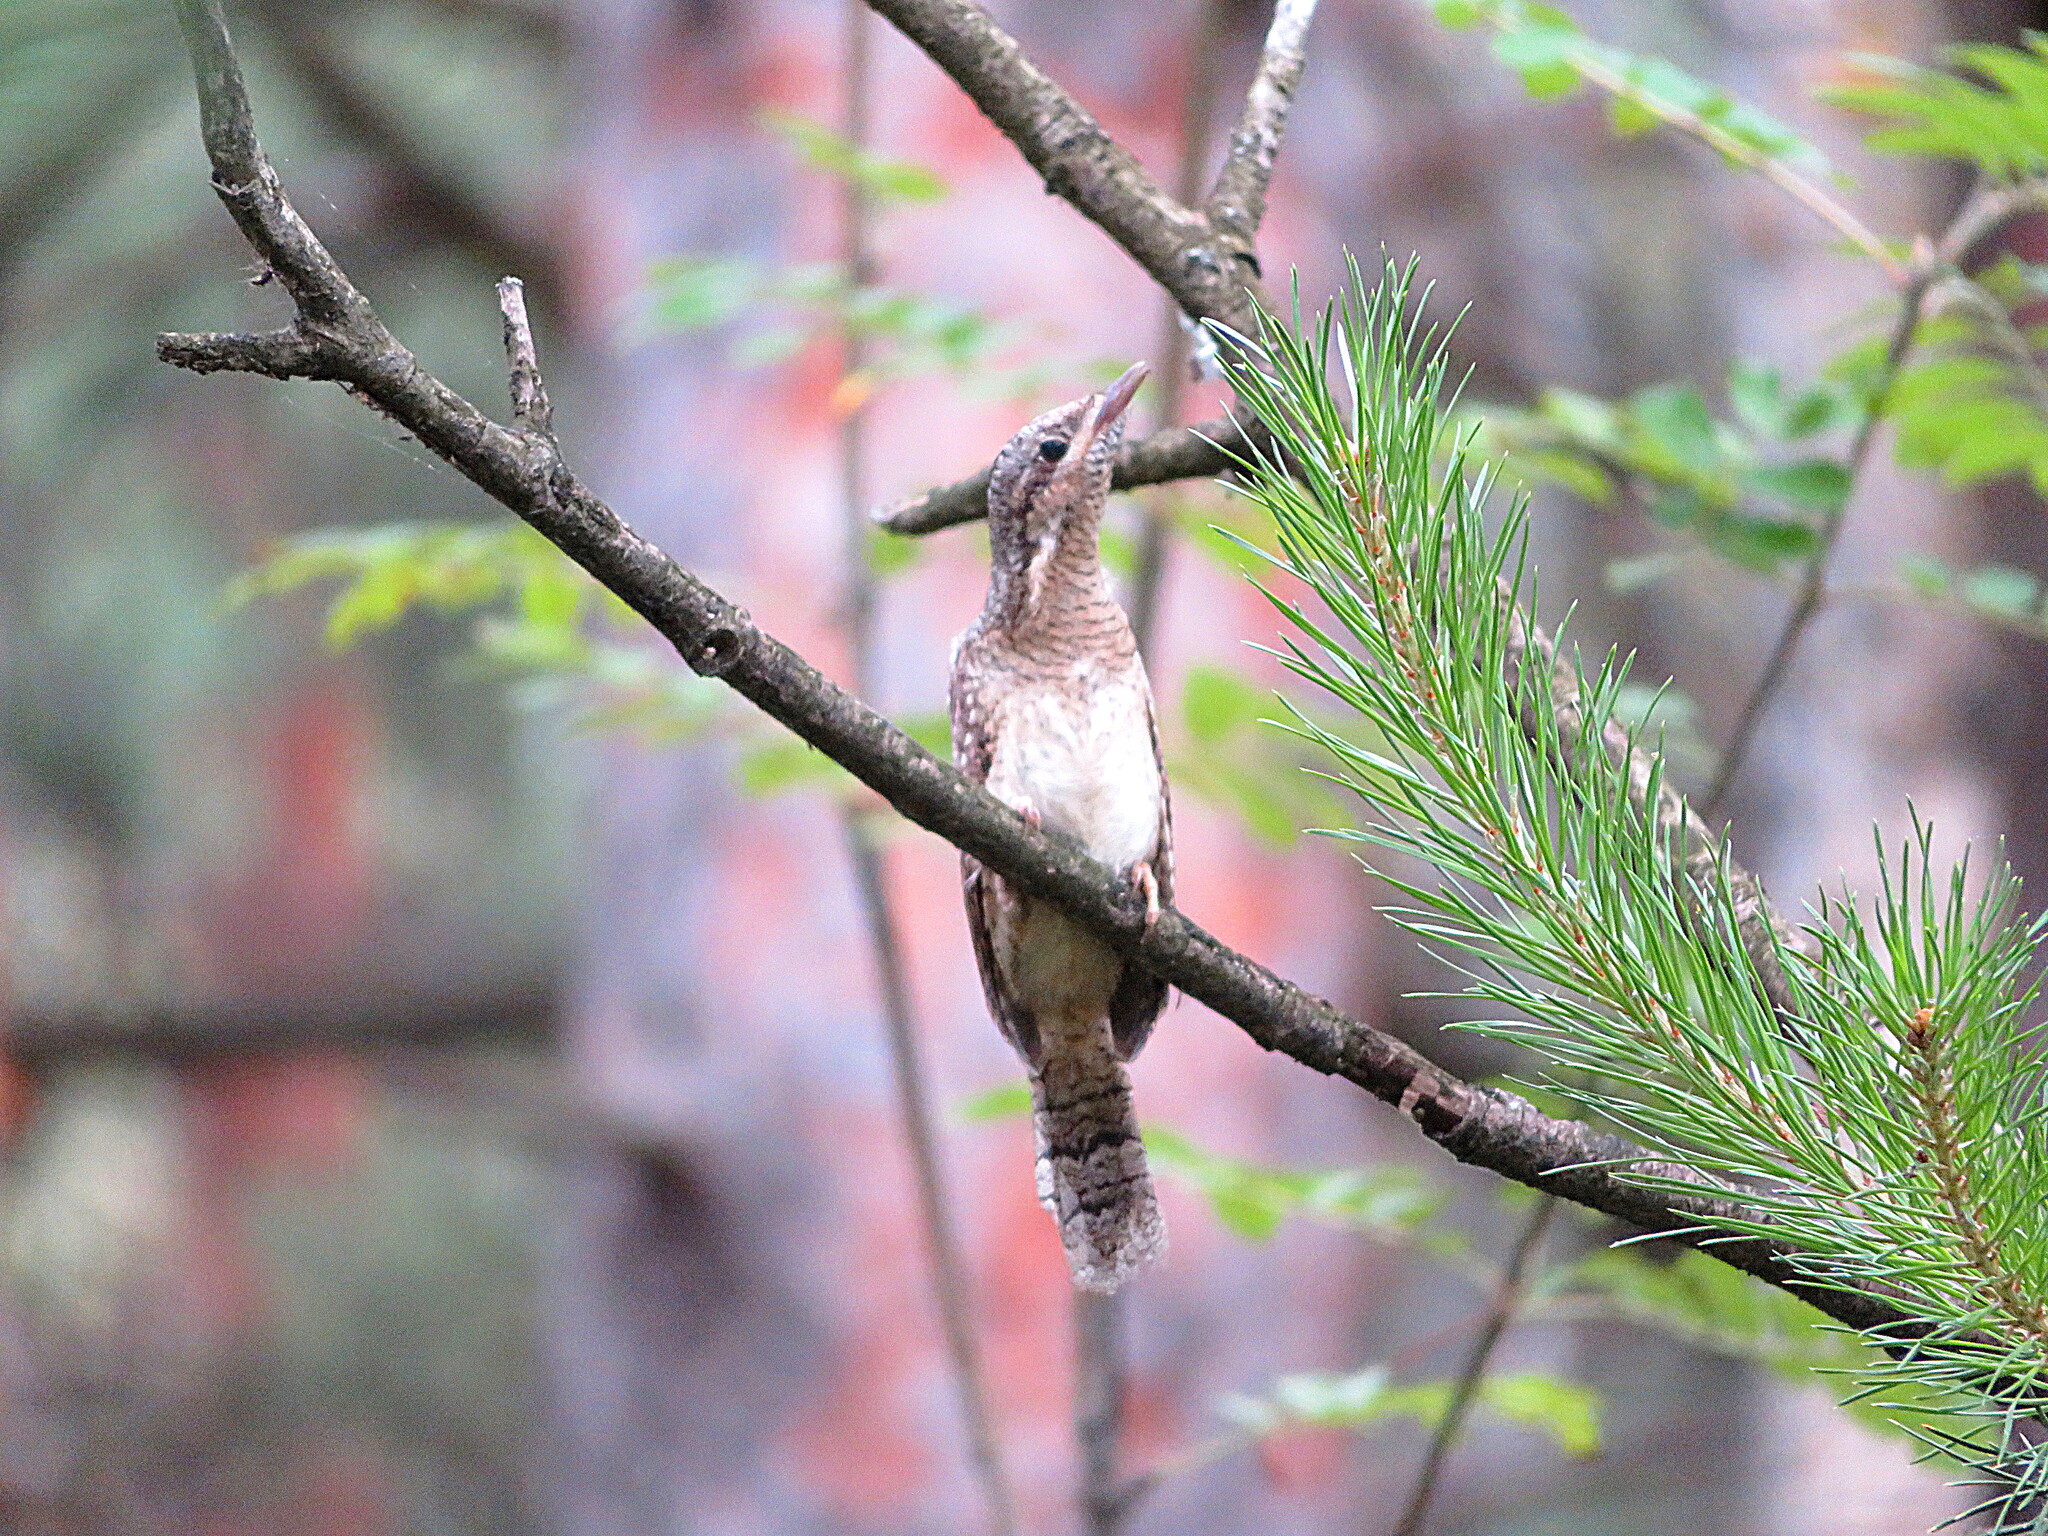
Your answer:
(160, 0), (1937, 1348)
(863, 0), (1264, 328)
(877, 416), (1245, 536)
(8, 984), (556, 1062)
(1203, 0), (1316, 272)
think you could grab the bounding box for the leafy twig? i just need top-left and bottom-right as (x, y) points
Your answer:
(1702, 181), (2048, 812)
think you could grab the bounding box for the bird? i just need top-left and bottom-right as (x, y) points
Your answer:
(949, 361), (1173, 1294)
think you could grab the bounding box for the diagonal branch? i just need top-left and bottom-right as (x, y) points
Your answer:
(1203, 0), (1316, 272)
(863, 0), (1263, 328)
(162, 0), (1931, 1350)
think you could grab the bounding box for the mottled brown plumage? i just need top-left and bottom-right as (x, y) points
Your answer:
(949, 363), (1173, 1293)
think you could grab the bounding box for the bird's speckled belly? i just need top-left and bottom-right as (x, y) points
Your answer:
(983, 675), (1160, 872)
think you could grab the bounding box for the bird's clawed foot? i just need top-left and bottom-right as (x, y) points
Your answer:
(1131, 863), (1160, 932)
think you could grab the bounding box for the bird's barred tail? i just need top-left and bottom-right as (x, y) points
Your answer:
(1030, 1026), (1165, 1294)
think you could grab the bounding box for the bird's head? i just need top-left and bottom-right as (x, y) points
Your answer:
(984, 362), (1148, 603)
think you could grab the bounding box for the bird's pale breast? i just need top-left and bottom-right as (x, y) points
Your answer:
(983, 664), (1160, 872)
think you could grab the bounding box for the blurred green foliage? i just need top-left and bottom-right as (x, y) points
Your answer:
(1826, 37), (2048, 179)
(1220, 1364), (1602, 1457)
(1433, 0), (1832, 178)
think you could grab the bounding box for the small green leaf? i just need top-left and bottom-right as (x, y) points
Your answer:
(1647, 485), (1704, 530)
(1726, 360), (1785, 437)
(1898, 550), (1952, 598)
(644, 256), (760, 330)
(1432, 0), (1483, 27)
(1631, 383), (1721, 473)
(960, 1081), (1033, 1122)
(1702, 511), (1819, 571)
(1604, 553), (1681, 593)
(738, 737), (849, 796)
(1098, 521), (1136, 579)
(1519, 448), (1613, 503)
(1781, 386), (1849, 440)
(1479, 1373), (1602, 1457)
(898, 710), (954, 758)
(1745, 459), (1850, 515)
(1606, 92), (1660, 137)
(865, 527), (923, 578)
(1538, 387), (1625, 451)
(1182, 663), (1270, 746)
(762, 111), (947, 201)
(1145, 1125), (1442, 1242)
(1962, 564), (2041, 617)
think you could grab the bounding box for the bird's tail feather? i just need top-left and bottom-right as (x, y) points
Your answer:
(1031, 1031), (1165, 1294)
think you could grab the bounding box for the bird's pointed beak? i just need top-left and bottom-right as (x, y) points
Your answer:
(1066, 361), (1150, 464)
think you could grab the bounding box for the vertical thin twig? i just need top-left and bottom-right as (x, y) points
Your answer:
(1388, 1197), (1556, 1536)
(1078, 10), (1243, 1534)
(1126, 0), (1239, 659)
(1076, 1288), (1128, 1536)
(835, 6), (1018, 1532)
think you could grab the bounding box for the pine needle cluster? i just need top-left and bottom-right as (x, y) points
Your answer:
(1214, 257), (2048, 1528)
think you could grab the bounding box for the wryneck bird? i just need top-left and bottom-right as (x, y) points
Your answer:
(948, 362), (1173, 1293)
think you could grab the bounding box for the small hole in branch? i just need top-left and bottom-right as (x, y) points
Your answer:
(690, 627), (744, 677)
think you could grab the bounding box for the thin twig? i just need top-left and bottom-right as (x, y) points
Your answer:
(1702, 179), (2035, 814)
(1126, 0), (1243, 657)
(832, 6), (1018, 1529)
(1075, 1289), (1127, 1536)
(160, 0), (1957, 1346)
(497, 277), (551, 434)
(846, 825), (1021, 1532)
(1076, 12), (1250, 1519)
(1204, 0), (1316, 273)
(1092, 10), (1310, 1519)
(1701, 268), (1932, 815)
(878, 415), (1247, 537)
(1389, 1197), (1556, 1536)
(1552, 46), (1898, 279)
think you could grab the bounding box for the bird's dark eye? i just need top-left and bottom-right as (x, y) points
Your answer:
(1038, 438), (1068, 463)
